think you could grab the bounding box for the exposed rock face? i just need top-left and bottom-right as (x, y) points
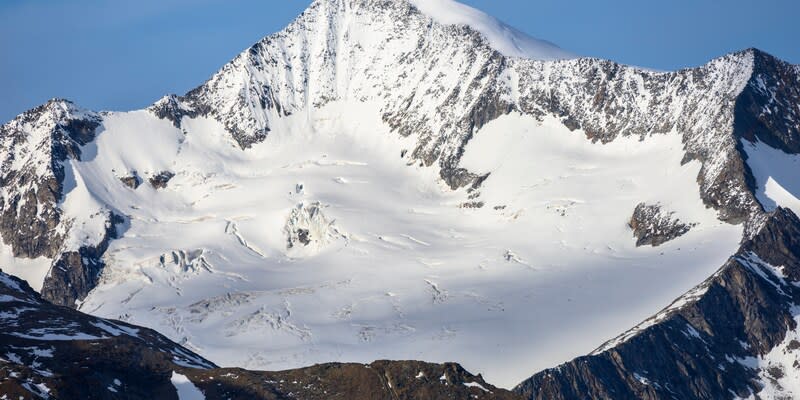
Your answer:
(149, 170), (175, 189)
(515, 208), (800, 400)
(0, 99), (101, 259)
(40, 213), (125, 307)
(0, 270), (214, 399)
(120, 172), (142, 189)
(0, 270), (518, 400)
(629, 203), (695, 247)
(0, 100), (130, 308)
(148, 94), (209, 129)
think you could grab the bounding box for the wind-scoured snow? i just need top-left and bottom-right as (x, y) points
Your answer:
(407, 0), (574, 60)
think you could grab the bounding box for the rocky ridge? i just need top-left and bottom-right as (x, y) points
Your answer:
(175, 0), (799, 234)
(0, 99), (125, 307)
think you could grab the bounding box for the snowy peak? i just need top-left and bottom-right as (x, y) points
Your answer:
(184, 0), (573, 149)
(173, 15), (798, 233)
(0, 98), (101, 260)
(405, 0), (574, 60)
(734, 48), (800, 155)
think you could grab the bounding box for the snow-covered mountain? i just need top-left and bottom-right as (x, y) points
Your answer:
(2, 0), (800, 397)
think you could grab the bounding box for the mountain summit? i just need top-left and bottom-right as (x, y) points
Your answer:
(1, 0), (800, 398)
(406, 0), (575, 60)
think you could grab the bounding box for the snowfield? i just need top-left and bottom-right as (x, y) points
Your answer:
(58, 102), (741, 388)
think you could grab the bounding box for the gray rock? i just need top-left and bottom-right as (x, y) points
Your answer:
(40, 213), (125, 308)
(149, 171), (175, 189)
(629, 203), (695, 247)
(0, 99), (101, 259)
(120, 171), (142, 189)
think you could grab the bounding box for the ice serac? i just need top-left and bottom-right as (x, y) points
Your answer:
(0, 269), (518, 399)
(514, 207), (800, 400)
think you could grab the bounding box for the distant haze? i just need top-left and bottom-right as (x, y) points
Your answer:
(1, 0), (797, 122)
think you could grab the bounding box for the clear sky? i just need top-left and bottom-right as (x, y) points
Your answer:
(1, 0), (798, 122)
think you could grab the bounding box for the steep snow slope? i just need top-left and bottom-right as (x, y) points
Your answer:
(744, 140), (800, 213)
(407, 0), (575, 60)
(63, 102), (740, 388)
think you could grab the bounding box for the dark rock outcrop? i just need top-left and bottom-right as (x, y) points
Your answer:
(0, 99), (131, 309)
(0, 270), (518, 400)
(0, 269), (214, 399)
(148, 94), (210, 129)
(0, 99), (101, 259)
(515, 207), (800, 400)
(120, 172), (142, 189)
(149, 171), (175, 189)
(40, 213), (125, 307)
(734, 49), (800, 155)
(629, 203), (695, 247)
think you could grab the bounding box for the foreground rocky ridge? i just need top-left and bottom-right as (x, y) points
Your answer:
(515, 207), (800, 399)
(0, 270), (517, 399)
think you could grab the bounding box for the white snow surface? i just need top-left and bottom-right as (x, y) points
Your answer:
(743, 139), (800, 214)
(170, 372), (205, 400)
(407, 0), (574, 60)
(0, 243), (49, 292)
(63, 104), (744, 389)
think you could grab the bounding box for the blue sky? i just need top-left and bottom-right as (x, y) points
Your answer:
(1, 0), (798, 122)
